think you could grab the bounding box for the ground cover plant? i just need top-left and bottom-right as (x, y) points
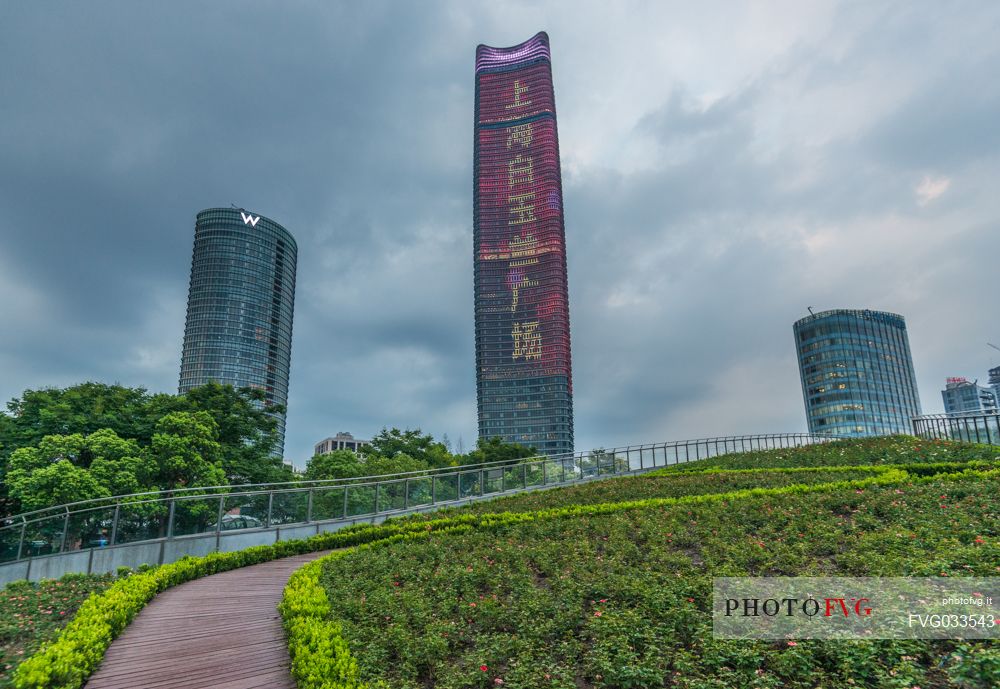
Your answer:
(309, 468), (1000, 687)
(655, 435), (1000, 471)
(0, 574), (114, 689)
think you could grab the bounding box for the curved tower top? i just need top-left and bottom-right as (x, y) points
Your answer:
(475, 32), (551, 73)
(473, 32), (574, 457)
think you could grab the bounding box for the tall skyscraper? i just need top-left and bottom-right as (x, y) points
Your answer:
(179, 207), (297, 456)
(793, 309), (921, 436)
(473, 32), (574, 456)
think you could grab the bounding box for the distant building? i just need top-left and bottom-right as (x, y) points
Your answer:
(178, 207), (297, 457)
(793, 309), (922, 436)
(990, 366), (1000, 409)
(314, 432), (369, 456)
(942, 377), (999, 414)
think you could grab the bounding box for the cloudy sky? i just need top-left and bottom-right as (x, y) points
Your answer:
(2, 1), (998, 467)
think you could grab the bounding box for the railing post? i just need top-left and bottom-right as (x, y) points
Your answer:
(16, 519), (26, 561)
(561, 459), (566, 483)
(167, 499), (176, 538)
(266, 492), (274, 527)
(522, 462), (527, 487)
(501, 469), (506, 493)
(432, 475), (437, 504)
(542, 460), (548, 485)
(343, 486), (350, 519)
(306, 489), (314, 522)
(110, 505), (120, 546)
(59, 510), (69, 553)
(479, 469), (485, 495)
(404, 479), (410, 509)
(216, 496), (225, 535)
(375, 483), (381, 513)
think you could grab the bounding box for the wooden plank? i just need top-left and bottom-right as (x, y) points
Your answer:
(85, 551), (330, 689)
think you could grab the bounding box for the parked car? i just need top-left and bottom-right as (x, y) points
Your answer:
(216, 514), (263, 531)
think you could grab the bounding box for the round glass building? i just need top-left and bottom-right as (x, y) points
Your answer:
(178, 207), (297, 456)
(793, 309), (921, 437)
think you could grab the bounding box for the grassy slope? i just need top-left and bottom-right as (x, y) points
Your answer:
(318, 439), (1000, 689)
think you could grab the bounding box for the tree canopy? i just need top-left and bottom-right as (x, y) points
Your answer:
(305, 429), (540, 482)
(0, 382), (291, 516)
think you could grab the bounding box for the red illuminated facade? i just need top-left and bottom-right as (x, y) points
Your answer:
(474, 32), (574, 456)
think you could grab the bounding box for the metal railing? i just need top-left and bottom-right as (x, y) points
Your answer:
(912, 411), (1000, 446)
(0, 433), (837, 568)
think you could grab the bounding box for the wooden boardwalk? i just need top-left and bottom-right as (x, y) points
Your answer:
(85, 551), (330, 689)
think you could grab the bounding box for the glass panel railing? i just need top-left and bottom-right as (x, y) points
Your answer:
(21, 515), (64, 557)
(0, 523), (24, 563)
(64, 507), (117, 552)
(345, 484), (376, 517)
(114, 500), (169, 545)
(218, 493), (270, 531)
(502, 465), (525, 492)
(458, 471), (480, 498)
(433, 474), (459, 503)
(311, 487), (347, 521)
(524, 461), (546, 488)
(171, 497), (222, 537)
(376, 480), (406, 513)
(483, 469), (503, 494)
(270, 490), (309, 526)
(406, 477), (433, 508)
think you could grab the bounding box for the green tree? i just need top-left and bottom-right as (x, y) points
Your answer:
(460, 436), (539, 466)
(0, 381), (289, 516)
(361, 427), (454, 468)
(1, 383), (151, 457)
(147, 382), (289, 485)
(147, 412), (227, 490)
(304, 449), (363, 481)
(7, 458), (109, 513)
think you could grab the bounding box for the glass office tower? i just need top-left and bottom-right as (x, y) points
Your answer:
(793, 309), (921, 437)
(473, 32), (574, 456)
(178, 207), (297, 456)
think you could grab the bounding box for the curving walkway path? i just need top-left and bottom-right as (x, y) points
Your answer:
(85, 551), (331, 689)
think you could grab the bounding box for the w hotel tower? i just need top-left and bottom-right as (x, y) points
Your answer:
(473, 32), (574, 456)
(179, 207), (297, 457)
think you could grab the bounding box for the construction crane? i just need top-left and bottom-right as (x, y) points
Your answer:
(989, 343), (1000, 353)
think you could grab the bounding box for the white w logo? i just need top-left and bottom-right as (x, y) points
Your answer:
(240, 212), (260, 227)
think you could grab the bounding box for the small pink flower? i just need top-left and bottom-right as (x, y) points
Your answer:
(787, 641), (797, 646)
(480, 665), (488, 672)
(594, 611), (602, 617)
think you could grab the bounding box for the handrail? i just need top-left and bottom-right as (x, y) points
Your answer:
(1, 433), (836, 522)
(0, 433), (841, 566)
(912, 410), (1000, 447)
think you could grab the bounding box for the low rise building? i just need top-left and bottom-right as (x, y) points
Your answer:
(314, 432), (369, 456)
